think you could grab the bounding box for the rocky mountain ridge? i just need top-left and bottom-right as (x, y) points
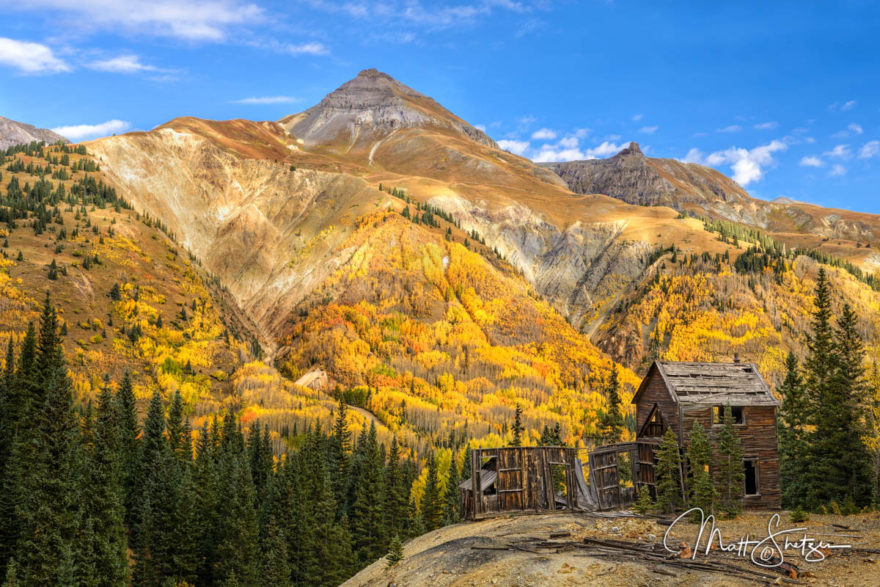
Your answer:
(544, 141), (880, 246)
(0, 115), (67, 148)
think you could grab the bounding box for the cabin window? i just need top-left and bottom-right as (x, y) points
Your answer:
(713, 405), (744, 425)
(743, 459), (759, 496)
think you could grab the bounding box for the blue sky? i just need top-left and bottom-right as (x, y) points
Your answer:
(1, 1), (879, 213)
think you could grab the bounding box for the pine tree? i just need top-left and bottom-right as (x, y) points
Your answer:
(777, 352), (808, 508)
(655, 428), (683, 514)
(215, 445), (260, 585)
(687, 421), (717, 519)
(349, 422), (386, 565)
(420, 454), (443, 531)
(802, 268), (837, 509)
(328, 397), (351, 514)
(261, 514), (291, 586)
(386, 534), (404, 567)
(716, 405), (745, 517)
(11, 296), (83, 584)
(443, 451), (461, 525)
(601, 365), (625, 443)
(511, 404), (524, 446)
(828, 304), (876, 507)
(383, 436), (409, 539)
(77, 387), (129, 585)
(115, 371), (140, 528)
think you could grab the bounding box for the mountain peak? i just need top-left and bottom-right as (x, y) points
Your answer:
(614, 141), (643, 157)
(279, 69), (496, 150)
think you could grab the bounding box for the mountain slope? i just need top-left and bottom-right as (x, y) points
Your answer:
(88, 68), (880, 403)
(0, 115), (67, 148)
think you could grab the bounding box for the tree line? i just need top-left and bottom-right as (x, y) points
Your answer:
(0, 295), (474, 585)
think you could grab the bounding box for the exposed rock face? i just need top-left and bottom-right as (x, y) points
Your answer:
(543, 142), (880, 243)
(89, 121), (383, 349)
(280, 68), (496, 149)
(542, 142), (753, 212)
(0, 116), (68, 148)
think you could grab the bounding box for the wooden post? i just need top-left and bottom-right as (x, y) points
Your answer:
(472, 449), (480, 519)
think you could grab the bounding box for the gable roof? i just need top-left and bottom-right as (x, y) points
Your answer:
(631, 360), (779, 407)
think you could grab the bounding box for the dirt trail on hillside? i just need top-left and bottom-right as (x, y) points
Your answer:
(345, 511), (880, 586)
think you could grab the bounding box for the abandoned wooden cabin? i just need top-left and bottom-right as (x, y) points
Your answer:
(631, 358), (781, 509)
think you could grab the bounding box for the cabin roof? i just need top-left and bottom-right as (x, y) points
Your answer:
(632, 360), (779, 407)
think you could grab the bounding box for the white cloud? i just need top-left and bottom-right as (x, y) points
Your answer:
(12, 0), (264, 42)
(754, 121), (778, 130)
(799, 155), (824, 167)
(51, 119), (130, 140)
(88, 54), (159, 73)
(558, 136), (578, 148)
(638, 125), (658, 134)
(632, 114), (643, 121)
(0, 37), (69, 73)
(684, 140), (787, 186)
(829, 164), (846, 176)
(497, 139), (530, 156)
(474, 124), (486, 132)
(573, 128), (590, 138)
(586, 141), (629, 158)
(848, 123), (863, 134)
(681, 148), (705, 164)
(531, 128), (556, 140)
(281, 42), (328, 55)
(823, 144), (851, 159)
(532, 147), (584, 163)
(842, 100), (856, 111)
(518, 115), (536, 125)
(232, 95), (298, 104)
(718, 125), (742, 133)
(859, 140), (880, 159)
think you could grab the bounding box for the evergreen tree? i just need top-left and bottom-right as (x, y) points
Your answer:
(827, 304), (876, 507)
(328, 397), (351, 514)
(777, 352), (808, 508)
(802, 268), (837, 508)
(349, 422), (386, 566)
(600, 365), (625, 443)
(511, 404), (524, 446)
(115, 371), (139, 528)
(261, 514), (291, 586)
(386, 534), (404, 567)
(77, 387), (129, 586)
(420, 454), (443, 531)
(443, 451), (461, 525)
(383, 437), (409, 540)
(716, 405), (745, 517)
(215, 443), (260, 585)
(687, 421), (717, 519)
(10, 297), (83, 584)
(655, 428), (683, 514)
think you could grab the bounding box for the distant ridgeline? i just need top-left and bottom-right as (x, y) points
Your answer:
(700, 214), (880, 290)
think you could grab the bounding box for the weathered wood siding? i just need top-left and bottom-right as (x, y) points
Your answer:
(679, 404), (781, 509)
(467, 447), (579, 519)
(635, 367), (680, 439)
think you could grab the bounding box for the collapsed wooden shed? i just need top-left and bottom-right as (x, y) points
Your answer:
(460, 446), (596, 519)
